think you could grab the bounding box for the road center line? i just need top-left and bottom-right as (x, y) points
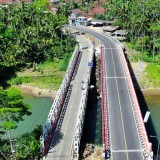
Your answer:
(112, 150), (143, 153)
(111, 46), (129, 160)
(58, 91), (75, 157)
(117, 47), (145, 160)
(105, 77), (126, 79)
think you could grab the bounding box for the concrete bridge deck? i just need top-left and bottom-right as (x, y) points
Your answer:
(70, 26), (151, 160)
(42, 26), (151, 160)
(45, 35), (93, 160)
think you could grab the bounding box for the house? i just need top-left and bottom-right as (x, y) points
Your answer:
(82, 6), (105, 19)
(89, 7), (104, 16)
(90, 19), (105, 26)
(75, 16), (92, 26)
(68, 9), (82, 25)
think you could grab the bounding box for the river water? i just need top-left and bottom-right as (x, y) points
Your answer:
(10, 94), (52, 138)
(145, 95), (160, 156)
(9, 92), (160, 156)
(145, 95), (160, 138)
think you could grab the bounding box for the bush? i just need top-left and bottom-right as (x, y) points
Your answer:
(9, 77), (33, 85)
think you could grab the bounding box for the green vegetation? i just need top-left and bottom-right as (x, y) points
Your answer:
(56, 0), (95, 17)
(8, 54), (71, 89)
(144, 64), (160, 88)
(95, 0), (160, 88)
(0, 87), (31, 131)
(0, 0), (76, 159)
(0, 0), (75, 67)
(1, 125), (42, 159)
(0, 0), (75, 89)
(0, 87), (38, 159)
(96, 0), (160, 63)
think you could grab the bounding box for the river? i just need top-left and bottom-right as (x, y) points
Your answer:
(145, 95), (160, 156)
(10, 94), (52, 138)
(9, 92), (160, 157)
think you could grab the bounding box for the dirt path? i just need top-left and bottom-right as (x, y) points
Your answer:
(16, 85), (57, 100)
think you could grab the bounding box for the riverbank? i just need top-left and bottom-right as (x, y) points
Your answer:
(16, 84), (57, 100)
(130, 61), (160, 96)
(123, 42), (160, 96)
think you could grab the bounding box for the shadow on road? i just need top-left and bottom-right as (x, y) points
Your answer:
(49, 130), (64, 150)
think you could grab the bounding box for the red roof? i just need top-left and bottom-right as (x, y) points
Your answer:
(80, 6), (105, 18)
(65, 0), (82, 2)
(72, 8), (82, 15)
(0, 0), (31, 4)
(49, 5), (57, 13)
(101, 0), (106, 4)
(86, 7), (104, 17)
(91, 7), (104, 14)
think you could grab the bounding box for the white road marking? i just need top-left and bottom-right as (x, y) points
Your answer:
(104, 48), (119, 49)
(105, 77), (126, 79)
(110, 44), (129, 160)
(117, 46), (145, 160)
(112, 150), (143, 153)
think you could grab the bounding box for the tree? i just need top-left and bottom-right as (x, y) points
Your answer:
(0, 87), (31, 133)
(16, 134), (42, 159)
(0, 0), (74, 68)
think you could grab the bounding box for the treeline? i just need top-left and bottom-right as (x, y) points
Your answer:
(95, 0), (160, 62)
(0, 87), (42, 159)
(0, 0), (75, 68)
(0, 1), (76, 159)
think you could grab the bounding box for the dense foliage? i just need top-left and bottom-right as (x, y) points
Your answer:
(0, 0), (76, 159)
(0, 87), (31, 132)
(0, 87), (34, 159)
(0, 0), (75, 68)
(95, 0), (160, 62)
(0, 125), (42, 160)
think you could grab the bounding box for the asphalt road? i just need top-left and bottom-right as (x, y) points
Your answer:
(70, 26), (145, 160)
(46, 34), (93, 160)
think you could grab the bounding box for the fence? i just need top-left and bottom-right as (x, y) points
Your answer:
(71, 46), (94, 159)
(40, 47), (81, 156)
(100, 45), (110, 159)
(118, 45), (152, 160)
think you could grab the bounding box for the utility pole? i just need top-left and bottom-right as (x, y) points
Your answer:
(7, 131), (16, 160)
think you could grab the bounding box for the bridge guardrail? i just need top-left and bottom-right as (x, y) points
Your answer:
(71, 46), (94, 159)
(40, 46), (80, 156)
(118, 46), (152, 160)
(100, 45), (110, 158)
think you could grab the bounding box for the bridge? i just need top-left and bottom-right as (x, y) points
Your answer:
(40, 26), (153, 160)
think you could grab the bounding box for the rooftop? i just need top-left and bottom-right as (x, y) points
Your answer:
(112, 30), (128, 36)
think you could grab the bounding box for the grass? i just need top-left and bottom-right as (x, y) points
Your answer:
(8, 55), (72, 90)
(125, 42), (160, 63)
(144, 64), (160, 88)
(125, 42), (160, 88)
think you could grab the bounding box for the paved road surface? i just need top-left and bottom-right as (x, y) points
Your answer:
(70, 26), (145, 160)
(46, 34), (93, 160)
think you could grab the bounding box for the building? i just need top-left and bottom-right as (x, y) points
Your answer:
(68, 9), (82, 25)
